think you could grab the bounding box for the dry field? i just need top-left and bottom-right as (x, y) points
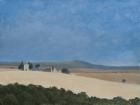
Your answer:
(72, 68), (140, 85)
(0, 68), (140, 99)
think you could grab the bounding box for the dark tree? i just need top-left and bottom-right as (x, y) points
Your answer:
(35, 64), (40, 70)
(28, 62), (33, 70)
(18, 61), (24, 70)
(61, 68), (70, 74)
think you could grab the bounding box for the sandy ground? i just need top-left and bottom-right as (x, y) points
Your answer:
(0, 69), (140, 99)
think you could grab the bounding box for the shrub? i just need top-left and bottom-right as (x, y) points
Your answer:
(35, 64), (40, 70)
(129, 97), (140, 105)
(113, 97), (129, 105)
(3, 94), (19, 105)
(0, 83), (139, 105)
(61, 68), (70, 74)
(122, 79), (126, 83)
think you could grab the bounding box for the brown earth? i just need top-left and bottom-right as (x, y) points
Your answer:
(72, 68), (140, 85)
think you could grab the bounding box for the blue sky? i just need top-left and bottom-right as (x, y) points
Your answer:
(0, 0), (140, 66)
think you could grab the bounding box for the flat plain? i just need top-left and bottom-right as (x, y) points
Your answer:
(72, 68), (140, 85)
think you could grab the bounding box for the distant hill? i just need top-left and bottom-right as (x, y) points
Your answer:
(38, 60), (140, 70)
(37, 60), (95, 69)
(0, 60), (140, 71)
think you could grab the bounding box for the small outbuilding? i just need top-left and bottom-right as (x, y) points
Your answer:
(24, 63), (29, 71)
(43, 65), (59, 72)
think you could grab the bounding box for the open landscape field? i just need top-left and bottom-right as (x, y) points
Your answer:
(0, 68), (140, 99)
(72, 68), (140, 85)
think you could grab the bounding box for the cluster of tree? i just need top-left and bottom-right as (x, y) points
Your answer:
(18, 61), (33, 70)
(0, 83), (139, 105)
(18, 61), (40, 70)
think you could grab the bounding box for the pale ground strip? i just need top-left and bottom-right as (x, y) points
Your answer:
(0, 68), (140, 99)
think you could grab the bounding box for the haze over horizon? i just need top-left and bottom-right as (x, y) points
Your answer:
(1, 0), (140, 66)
